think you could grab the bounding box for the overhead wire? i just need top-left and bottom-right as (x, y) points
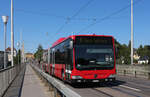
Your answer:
(16, 9), (67, 19)
(79, 0), (143, 33)
(15, 9), (97, 21)
(56, 0), (95, 33)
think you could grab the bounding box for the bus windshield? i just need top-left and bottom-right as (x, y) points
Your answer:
(75, 44), (114, 70)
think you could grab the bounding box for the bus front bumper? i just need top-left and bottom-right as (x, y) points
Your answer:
(70, 78), (115, 83)
(70, 74), (116, 83)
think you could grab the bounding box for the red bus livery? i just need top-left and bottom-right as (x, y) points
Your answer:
(44, 35), (116, 83)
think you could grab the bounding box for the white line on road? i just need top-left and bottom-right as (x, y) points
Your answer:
(119, 85), (141, 92)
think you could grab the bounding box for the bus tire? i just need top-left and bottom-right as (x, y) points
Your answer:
(62, 70), (66, 83)
(112, 78), (116, 82)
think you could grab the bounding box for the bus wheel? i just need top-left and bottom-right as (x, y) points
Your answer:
(112, 78), (116, 82)
(62, 70), (66, 83)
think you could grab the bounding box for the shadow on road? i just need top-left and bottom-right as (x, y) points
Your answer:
(70, 80), (126, 88)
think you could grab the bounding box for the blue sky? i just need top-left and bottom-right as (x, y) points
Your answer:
(0, 0), (150, 53)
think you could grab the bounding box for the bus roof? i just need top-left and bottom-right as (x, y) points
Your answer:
(51, 34), (114, 48)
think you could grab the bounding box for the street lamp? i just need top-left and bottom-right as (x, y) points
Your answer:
(2, 16), (9, 69)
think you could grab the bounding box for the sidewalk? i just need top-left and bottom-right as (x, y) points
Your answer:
(21, 64), (51, 97)
(3, 64), (52, 97)
(3, 66), (26, 97)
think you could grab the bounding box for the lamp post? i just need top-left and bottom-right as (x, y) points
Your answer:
(2, 16), (9, 69)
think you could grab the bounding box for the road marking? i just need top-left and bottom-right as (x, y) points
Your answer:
(119, 85), (141, 92)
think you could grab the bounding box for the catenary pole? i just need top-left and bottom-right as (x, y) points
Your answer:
(131, 0), (134, 65)
(11, 0), (14, 66)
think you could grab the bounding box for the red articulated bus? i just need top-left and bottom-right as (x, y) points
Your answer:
(45, 35), (116, 83)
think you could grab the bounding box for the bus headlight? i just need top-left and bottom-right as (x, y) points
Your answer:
(108, 74), (116, 78)
(72, 76), (83, 79)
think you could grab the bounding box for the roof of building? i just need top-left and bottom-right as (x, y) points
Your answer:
(26, 53), (33, 55)
(6, 47), (17, 52)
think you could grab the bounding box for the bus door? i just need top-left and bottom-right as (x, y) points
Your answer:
(48, 48), (50, 73)
(65, 40), (73, 80)
(52, 48), (55, 75)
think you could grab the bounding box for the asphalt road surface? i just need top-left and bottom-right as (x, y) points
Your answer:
(65, 75), (150, 97)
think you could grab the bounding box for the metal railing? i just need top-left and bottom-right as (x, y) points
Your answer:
(117, 69), (150, 79)
(31, 64), (81, 97)
(0, 64), (23, 97)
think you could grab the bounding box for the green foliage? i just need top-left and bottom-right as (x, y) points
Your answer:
(134, 59), (138, 63)
(34, 44), (43, 63)
(115, 40), (130, 64)
(115, 39), (150, 64)
(137, 45), (150, 63)
(14, 49), (21, 65)
(137, 45), (144, 57)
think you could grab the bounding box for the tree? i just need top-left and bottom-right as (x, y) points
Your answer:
(34, 44), (43, 64)
(137, 45), (144, 57)
(115, 39), (150, 65)
(115, 40), (131, 64)
(14, 49), (21, 65)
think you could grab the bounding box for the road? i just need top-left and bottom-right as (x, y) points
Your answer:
(32, 64), (150, 97)
(64, 75), (150, 97)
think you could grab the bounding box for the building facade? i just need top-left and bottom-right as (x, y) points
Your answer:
(6, 47), (17, 62)
(0, 51), (8, 69)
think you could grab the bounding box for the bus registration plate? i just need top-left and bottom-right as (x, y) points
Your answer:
(93, 80), (99, 82)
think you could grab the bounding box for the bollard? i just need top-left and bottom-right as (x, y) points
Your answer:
(124, 70), (126, 76)
(135, 71), (136, 78)
(148, 72), (150, 80)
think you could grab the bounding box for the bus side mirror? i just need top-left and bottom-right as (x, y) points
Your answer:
(69, 41), (73, 49)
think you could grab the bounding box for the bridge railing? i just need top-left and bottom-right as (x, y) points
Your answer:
(0, 64), (23, 97)
(117, 69), (150, 79)
(31, 64), (81, 97)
